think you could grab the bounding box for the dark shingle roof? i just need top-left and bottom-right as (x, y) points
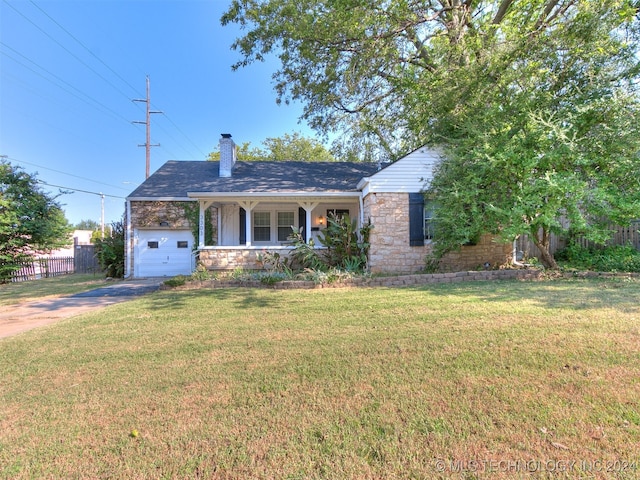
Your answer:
(127, 160), (379, 198)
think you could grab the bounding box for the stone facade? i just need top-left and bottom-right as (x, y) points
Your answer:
(363, 192), (512, 274)
(198, 247), (296, 270)
(364, 192), (431, 274)
(129, 201), (193, 229)
(440, 234), (513, 272)
(130, 196), (512, 276)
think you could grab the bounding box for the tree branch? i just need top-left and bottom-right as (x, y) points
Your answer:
(492, 0), (513, 25)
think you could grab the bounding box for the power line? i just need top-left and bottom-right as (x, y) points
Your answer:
(0, 42), (139, 126)
(133, 76), (163, 179)
(29, 0), (144, 99)
(22, 0), (208, 160)
(4, 156), (132, 193)
(37, 180), (125, 199)
(3, 0), (138, 104)
(2, 0), (210, 163)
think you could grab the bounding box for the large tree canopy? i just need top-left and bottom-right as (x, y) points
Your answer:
(223, 0), (640, 267)
(0, 162), (72, 281)
(208, 132), (337, 161)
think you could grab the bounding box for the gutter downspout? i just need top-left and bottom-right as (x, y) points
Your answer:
(512, 237), (533, 268)
(125, 199), (132, 278)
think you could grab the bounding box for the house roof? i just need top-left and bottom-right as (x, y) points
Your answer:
(127, 160), (380, 199)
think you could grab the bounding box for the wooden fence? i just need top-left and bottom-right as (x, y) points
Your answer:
(9, 245), (102, 282)
(11, 257), (75, 282)
(74, 244), (101, 274)
(515, 220), (640, 261)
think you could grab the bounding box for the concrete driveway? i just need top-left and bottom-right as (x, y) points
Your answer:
(0, 278), (165, 340)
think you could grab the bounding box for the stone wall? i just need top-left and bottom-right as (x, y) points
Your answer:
(169, 269), (547, 290)
(364, 192), (431, 274)
(129, 201), (193, 229)
(363, 192), (512, 274)
(199, 247), (296, 270)
(440, 234), (513, 272)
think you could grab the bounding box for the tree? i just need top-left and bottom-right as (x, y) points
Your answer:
(222, 0), (640, 267)
(208, 141), (265, 161)
(0, 162), (72, 282)
(94, 219), (125, 278)
(75, 219), (100, 231)
(208, 132), (337, 161)
(262, 132), (336, 161)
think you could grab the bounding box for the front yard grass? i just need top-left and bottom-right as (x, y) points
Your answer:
(1, 277), (639, 478)
(0, 273), (111, 307)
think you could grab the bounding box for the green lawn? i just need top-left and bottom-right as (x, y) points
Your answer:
(0, 273), (112, 307)
(1, 278), (639, 479)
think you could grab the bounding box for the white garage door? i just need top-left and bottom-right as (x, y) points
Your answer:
(135, 230), (194, 278)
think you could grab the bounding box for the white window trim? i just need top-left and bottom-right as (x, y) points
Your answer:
(252, 208), (297, 245)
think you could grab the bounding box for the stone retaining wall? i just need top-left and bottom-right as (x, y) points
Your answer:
(169, 268), (552, 290)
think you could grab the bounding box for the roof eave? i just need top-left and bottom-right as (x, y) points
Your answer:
(186, 191), (362, 198)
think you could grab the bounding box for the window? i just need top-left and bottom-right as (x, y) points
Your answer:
(177, 241), (188, 249)
(424, 200), (436, 241)
(147, 241), (159, 249)
(253, 212), (271, 242)
(277, 211), (295, 242)
(409, 193), (436, 246)
(327, 209), (349, 222)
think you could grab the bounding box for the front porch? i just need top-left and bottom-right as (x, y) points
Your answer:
(189, 193), (364, 270)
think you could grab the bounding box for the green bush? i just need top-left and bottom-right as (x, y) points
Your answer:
(556, 243), (640, 272)
(94, 220), (125, 278)
(317, 213), (372, 272)
(164, 275), (187, 287)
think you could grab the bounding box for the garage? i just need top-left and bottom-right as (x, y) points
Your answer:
(134, 230), (194, 278)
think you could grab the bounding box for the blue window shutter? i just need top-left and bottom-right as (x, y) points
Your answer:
(409, 193), (425, 246)
(239, 208), (246, 244)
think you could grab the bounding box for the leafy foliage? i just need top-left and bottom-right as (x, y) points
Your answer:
(222, 0), (640, 268)
(75, 219), (100, 231)
(317, 213), (372, 272)
(208, 132), (336, 162)
(256, 249), (294, 275)
(182, 202), (215, 246)
(286, 227), (326, 271)
(94, 219), (125, 278)
(556, 244), (640, 272)
(0, 162), (72, 283)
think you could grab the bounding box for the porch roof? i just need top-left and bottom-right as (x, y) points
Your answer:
(127, 160), (380, 199)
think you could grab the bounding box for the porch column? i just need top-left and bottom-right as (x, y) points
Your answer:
(238, 201), (259, 247)
(198, 201), (205, 248)
(198, 200), (215, 248)
(298, 201), (319, 243)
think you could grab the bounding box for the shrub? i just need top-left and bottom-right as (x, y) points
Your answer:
(190, 262), (216, 281)
(287, 227), (326, 271)
(164, 275), (187, 287)
(94, 219), (125, 278)
(317, 213), (372, 272)
(556, 243), (640, 272)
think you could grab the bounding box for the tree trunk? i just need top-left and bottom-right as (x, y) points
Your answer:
(532, 226), (559, 269)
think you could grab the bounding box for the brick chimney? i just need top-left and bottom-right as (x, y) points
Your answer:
(219, 133), (236, 177)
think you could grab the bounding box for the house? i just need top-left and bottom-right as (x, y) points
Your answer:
(125, 134), (511, 278)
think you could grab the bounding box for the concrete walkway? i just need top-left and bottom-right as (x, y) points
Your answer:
(0, 278), (165, 340)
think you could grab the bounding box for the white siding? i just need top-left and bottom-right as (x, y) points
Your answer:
(361, 147), (442, 195)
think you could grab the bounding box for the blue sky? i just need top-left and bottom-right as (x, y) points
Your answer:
(0, 0), (317, 227)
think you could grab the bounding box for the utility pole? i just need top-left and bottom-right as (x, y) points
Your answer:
(100, 193), (105, 239)
(133, 76), (162, 179)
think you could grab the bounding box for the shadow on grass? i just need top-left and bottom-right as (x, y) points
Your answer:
(406, 277), (640, 313)
(144, 287), (282, 312)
